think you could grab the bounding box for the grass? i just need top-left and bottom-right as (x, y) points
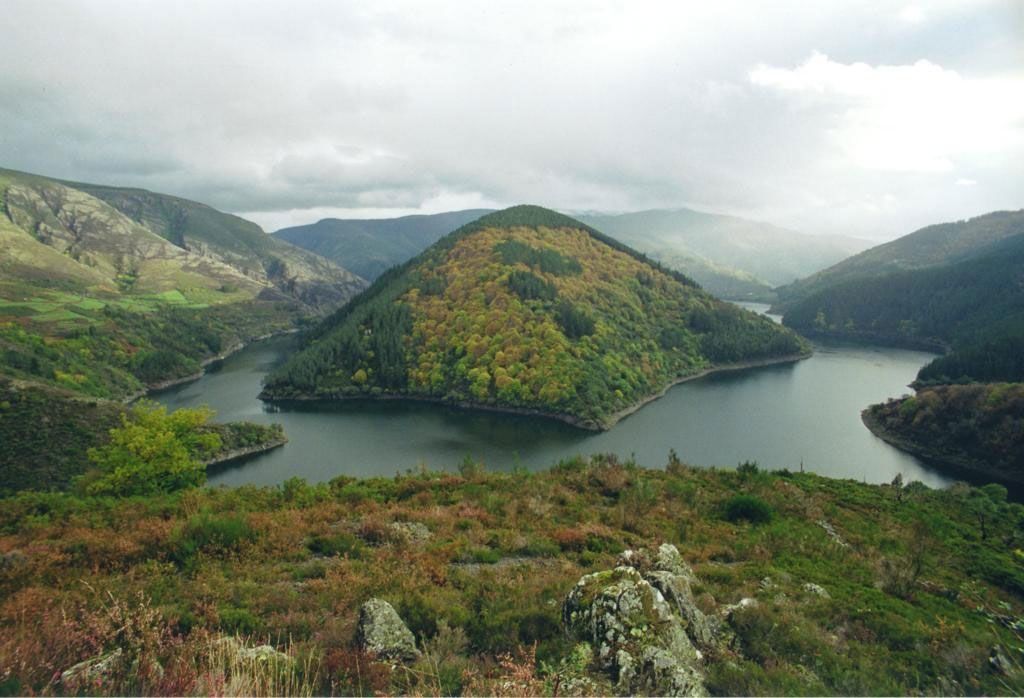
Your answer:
(1, 457), (1023, 695)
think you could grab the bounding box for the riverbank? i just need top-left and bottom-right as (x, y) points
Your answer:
(862, 405), (1023, 487)
(126, 329), (298, 403)
(260, 350), (813, 432)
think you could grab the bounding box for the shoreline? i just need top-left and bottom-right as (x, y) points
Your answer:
(261, 350), (812, 432)
(205, 437), (289, 468)
(861, 407), (1023, 486)
(125, 329), (298, 403)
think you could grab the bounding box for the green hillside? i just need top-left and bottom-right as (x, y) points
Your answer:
(775, 210), (1024, 311)
(262, 206), (809, 428)
(865, 383), (1024, 484)
(0, 167), (368, 398)
(274, 209), (493, 281)
(781, 228), (1024, 383)
(578, 209), (866, 297)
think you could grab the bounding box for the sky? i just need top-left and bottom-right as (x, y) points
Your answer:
(1, 0), (1021, 239)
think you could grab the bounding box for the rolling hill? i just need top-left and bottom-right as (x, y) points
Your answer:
(273, 209), (493, 281)
(0, 167), (368, 398)
(261, 206), (809, 429)
(577, 208), (867, 299)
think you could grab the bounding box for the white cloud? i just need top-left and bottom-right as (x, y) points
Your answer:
(750, 52), (1024, 173)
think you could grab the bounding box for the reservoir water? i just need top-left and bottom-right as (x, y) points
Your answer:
(155, 305), (954, 489)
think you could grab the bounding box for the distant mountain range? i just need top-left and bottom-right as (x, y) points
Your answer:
(577, 209), (868, 300)
(274, 210), (493, 282)
(274, 207), (866, 301)
(775, 210), (1024, 312)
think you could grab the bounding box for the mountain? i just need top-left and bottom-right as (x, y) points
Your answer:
(274, 209), (494, 281)
(0, 167), (367, 398)
(261, 205), (808, 429)
(64, 178), (367, 309)
(778, 211), (1024, 383)
(577, 208), (867, 299)
(775, 210), (1024, 311)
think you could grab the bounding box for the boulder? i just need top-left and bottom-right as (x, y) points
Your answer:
(563, 564), (706, 696)
(802, 582), (830, 599)
(60, 649), (125, 691)
(357, 598), (420, 662)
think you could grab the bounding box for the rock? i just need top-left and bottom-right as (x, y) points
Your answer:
(60, 648), (125, 690)
(388, 521), (432, 545)
(617, 543), (715, 652)
(759, 576), (776, 592)
(722, 597), (759, 619)
(990, 644), (1015, 675)
(357, 598), (420, 662)
(563, 565), (706, 696)
(802, 582), (830, 599)
(817, 519), (850, 549)
(239, 644), (290, 663)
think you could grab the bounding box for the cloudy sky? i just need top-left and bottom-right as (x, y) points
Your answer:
(1, 0), (1021, 239)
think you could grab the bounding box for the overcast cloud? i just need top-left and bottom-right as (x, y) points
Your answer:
(1, 0), (1021, 238)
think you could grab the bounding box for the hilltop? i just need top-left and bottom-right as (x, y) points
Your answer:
(262, 206), (809, 429)
(274, 210), (493, 281)
(0, 167), (367, 399)
(578, 209), (866, 300)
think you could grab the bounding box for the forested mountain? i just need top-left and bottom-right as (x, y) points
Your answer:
(262, 206), (808, 428)
(0, 167), (367, 398)
(780, 214), (1024, 384)
(274, 209), (493, 281)
(775, 210), (1024, 311)
(578, 208), (866, 299)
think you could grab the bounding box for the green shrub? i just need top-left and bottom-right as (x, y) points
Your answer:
(724, 495), (774, 525)
(308, 532), (364, 558)
(171, 511), (256, 567)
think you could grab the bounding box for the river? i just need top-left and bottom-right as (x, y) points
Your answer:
(155, 304), (953, 489)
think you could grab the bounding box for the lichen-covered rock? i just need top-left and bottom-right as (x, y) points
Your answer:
(563, 565), (706, 696)
(60, 649), (125, 691)
(802, 582), (830, 599)
(358, 598), (420, 661)
(388, 521), (432, 545)
(616, 543), (715, 653)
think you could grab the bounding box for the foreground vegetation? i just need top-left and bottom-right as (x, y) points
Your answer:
(264, 206), (807, 428)
(0, 382), (286, 495)
(2, 455), (1023, 696)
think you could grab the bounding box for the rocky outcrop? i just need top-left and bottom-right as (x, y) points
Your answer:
(357, 598), (420, 662)
(562, 544), (709, 696)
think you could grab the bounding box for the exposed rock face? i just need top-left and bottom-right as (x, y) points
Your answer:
(357, 598), (420, 662)
(562, 544), (708, 696)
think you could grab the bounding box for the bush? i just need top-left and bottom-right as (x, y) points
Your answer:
(171, 511), (256, 567)
(308, 532), (364, 558)
(724, 495), (774, 525)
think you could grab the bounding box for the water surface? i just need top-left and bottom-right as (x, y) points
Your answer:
(156, 305), (951, 488)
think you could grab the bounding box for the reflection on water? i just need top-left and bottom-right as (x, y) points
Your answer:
(156, 306), (952, 489)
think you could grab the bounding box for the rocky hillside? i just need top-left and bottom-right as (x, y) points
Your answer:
(262, 206), (808, 428)
(0, 167), (367, 398)
(2, 457), (1022, 695)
